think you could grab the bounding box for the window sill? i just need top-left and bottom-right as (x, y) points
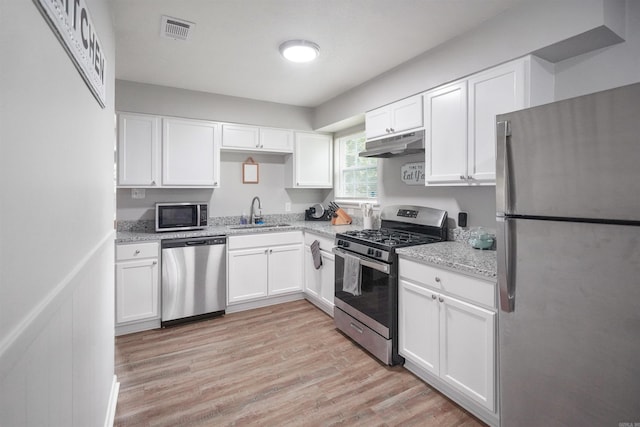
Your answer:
(333, 198), (379, 208)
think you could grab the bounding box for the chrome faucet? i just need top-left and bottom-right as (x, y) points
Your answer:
(250, 196), (263, 224)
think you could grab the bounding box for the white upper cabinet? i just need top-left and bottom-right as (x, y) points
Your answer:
(222, 123), (294, 153)
(466, 60), (526, 182)
(221, 124), (259, 150)
(424, 55), (554, 186)
(117, 113), (161, 187)
(162, 118), (220, 187)
(286, 132), (333, 188)
(365, 94), (423, 139)
(424, 81), (468, 184)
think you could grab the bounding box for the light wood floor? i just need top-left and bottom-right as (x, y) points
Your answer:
(115, 300), (484, 427)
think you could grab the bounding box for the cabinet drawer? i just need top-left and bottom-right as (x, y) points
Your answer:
(228, 231), (302, 250)
(399, 258), (496, 308)
(116, 242), (159, 261)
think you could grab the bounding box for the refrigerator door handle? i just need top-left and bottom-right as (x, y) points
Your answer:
(497, 216), (516, 312)
(496, 120), (512, 215)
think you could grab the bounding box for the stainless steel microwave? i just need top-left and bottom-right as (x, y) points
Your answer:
(155, 202), (208, 232)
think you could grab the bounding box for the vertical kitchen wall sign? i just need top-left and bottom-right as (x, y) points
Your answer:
(401, 162), (425, 185)
(242, 157), (259, 184)
(33, 0), (107, 108)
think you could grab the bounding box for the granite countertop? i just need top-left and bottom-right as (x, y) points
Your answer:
(115, 220), (362, 244)
(117, 220), (496, 279)
(397, 241), (497, 280)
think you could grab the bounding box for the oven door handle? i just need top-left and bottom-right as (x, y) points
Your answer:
(333, 247), (390, 274)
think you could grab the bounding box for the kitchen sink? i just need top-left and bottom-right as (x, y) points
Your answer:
(227, 223), (292, 230)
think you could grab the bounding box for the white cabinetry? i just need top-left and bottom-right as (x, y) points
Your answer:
(398, 257), (497, 425)
(162, 118), (220, 187)
(115, 242), (160, 335)
(365, 94), (423, 139)
(117, 113), (221, 188)
(285, 132), (333, 188)
(117, 113), (160, 187)
(303, 232), (335, 316)
(424, 82), (468, 184)
(227, 232), (304, 309)
(222, 124), (293, 153)
(424, 56), (554, 185)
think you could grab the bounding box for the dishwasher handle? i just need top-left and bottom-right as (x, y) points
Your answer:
(162, 236), (227, 249)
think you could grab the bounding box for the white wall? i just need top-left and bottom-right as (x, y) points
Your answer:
(116, 151), (331, 220)
(554, 1), (640, 99)
(0, 0), (117, 425)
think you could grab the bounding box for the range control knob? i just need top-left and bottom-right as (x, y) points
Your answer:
(367, 248), (374, 255)
(375, 250), (382, 257)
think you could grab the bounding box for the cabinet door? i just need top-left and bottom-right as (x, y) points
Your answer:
(268, 244), (303, 295)
(293, 132), (333, 188)
(162, 118), (220, 186)
(117, 113), (160, 187)
(260, 128), (293, 152)
(304, 245), (321, 299)
(398, 279), (440, 375)
(222, 124), (259, 149)
(115, 259), (159, 324)
(227, 248), (268, 304)
(467, 60), (526, 183)
(424, 81), (468, 184)
(319, 250), (335, 309)
(391, 95), (423, 133)
(440, 294), (496, 411)
(365, 107), (392, 139)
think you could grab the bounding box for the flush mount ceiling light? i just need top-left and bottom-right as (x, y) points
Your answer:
(279, 40), (320, 63)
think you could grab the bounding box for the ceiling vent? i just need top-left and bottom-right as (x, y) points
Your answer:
(161, 15), (195, 41)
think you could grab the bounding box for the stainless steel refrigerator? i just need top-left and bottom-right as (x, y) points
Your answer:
(496, 82), (640, 426)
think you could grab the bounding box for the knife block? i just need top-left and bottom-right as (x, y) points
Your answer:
(331, 208), (353, 225)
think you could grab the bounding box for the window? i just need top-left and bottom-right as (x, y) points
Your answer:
(334, 131), (377, 201)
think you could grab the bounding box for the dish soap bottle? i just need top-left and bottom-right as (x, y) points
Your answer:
(240, 212), (248, 225)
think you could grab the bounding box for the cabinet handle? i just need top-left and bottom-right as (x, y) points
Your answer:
(152, 260), (157, 265)
(264, 249), (269, 254)
(134, 249), (140, 255)
(269, 249), (273, 254)
(431, 294), (437, 300)
(438, 297), (444, 303)
(151, 180), (156, 185)
(459, 175), (466, 180)
(435, 276), (440, 282)
(390, 127), (395, 133)
(214, 182), (218, 186)
(467, 175), (473, 180)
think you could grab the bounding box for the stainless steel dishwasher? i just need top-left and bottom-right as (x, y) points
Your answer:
(161, 236), (226, 326)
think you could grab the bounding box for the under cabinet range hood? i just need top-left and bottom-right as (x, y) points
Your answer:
(359, 130), (425, 158)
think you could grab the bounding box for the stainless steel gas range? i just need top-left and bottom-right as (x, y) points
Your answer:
(333, 205), (448, 365)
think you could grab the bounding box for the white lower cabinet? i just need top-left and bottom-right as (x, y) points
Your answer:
(115, 242), (160, 335)
(303, 232), (335, 315)
(227, 232), (303, 307)
(398, 257), (497, 426)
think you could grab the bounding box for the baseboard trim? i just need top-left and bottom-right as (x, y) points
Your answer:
(0, 230), (115, 381)
(225, 293), (304, 314)
(104, 375), (120, 427)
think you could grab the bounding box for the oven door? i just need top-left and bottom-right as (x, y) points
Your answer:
(333, 247), (393, 338)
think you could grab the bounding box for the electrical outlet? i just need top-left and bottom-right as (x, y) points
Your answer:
(285, 202), (291, 212)
(131, 188), (145, 199)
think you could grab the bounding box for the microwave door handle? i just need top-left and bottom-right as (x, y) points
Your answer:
(333, 247), (390, 274)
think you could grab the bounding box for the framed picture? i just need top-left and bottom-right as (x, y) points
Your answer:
(242, 158), (259, 183)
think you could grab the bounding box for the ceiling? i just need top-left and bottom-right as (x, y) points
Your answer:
(112, 0), (523, 108)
